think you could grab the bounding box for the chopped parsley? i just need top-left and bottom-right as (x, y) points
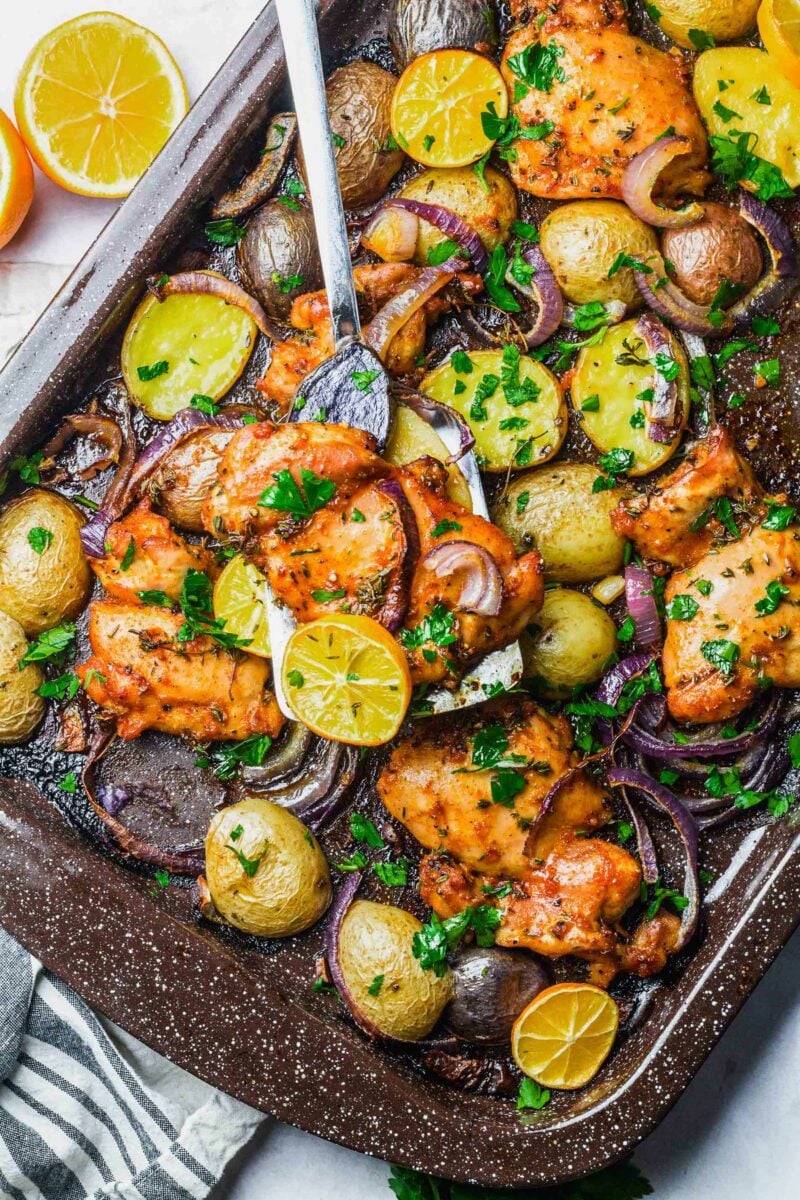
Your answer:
(501, 343), (540, 407)
(350, 811), (384, 849)
(754, 579), (790, 616)
(190, 394), (219, 415)
(58, 772), (78, 794)
(517, 1078), (551, 1110)
(351, 368), (382, 393)
(701, 638), (740, 677)
(271, 270), (304, 294)
(311, 588), (346, 603)
(451, 349), (474, 375)
(400, 604), (458, 657)
(431, 519), (462, 538)
(204, 217), (245, 245)
(688, 28), (715, 50)
(120, 536), (136, 571)
(506, 40), (566, 95)
(373, 858), (409, 887)
(367, 974), (384, 996)
(483, 244), (521, 312)
(19, 623), (76, 667)
(412, 905), (502, 976)
(258, 468), (335, 519)
(754, 358), (780, 386)
(27, 526), (53, 555)
(666, 594), (699, 621)
(709, 131), (794, 202)
(642, 879), (689, 921)
(196, 734), (273, 781)
(607, 253), (653, 279)
(470, 373), (500, 421)
(427, 239), (462, 267)
(177, 569), (251, 649)
(137, 360), (169, 382)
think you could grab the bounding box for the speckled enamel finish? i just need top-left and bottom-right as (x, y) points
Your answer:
(2, 0), (800, 1188)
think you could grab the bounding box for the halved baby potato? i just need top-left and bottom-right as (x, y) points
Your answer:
(570, 319), (689, 476)
(694, 48), (800, 189)
(385, 403), (472, 508)
(122, 271), (258, 420)
(521, 588), (618, 695)
(422, 349), (566, 472)
(398, 165), (518, 265)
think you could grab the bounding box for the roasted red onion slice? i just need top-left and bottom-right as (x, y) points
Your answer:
(364, 267), (456, 361)
(385, 199), (489, 275)
(325, 872), (385, 1039)
(597, 653), (656, 709)
(618, 784), (660, 885)
(606, 767), (700, 952)
(625, 565), (662, 649)
(362, 204), (420, 262)
(80, 407), (247, 558)
(636, 190), (799, 337)
(374, 477), (421, 632)
(623, 691), (785, 761)
(394, 383), (475, 462)
(146, 271), (284, 341)
(633, 312), (682, 442)
(419, 540), (503, 617)
(242, 725), (359, 834)
(503, 245), (563, 348)
(622, 137), (704, 229)
(41, 412), (123, 480)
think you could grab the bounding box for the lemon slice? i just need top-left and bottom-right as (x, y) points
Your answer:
(213, 554), (271, 658)
(759, 0), (800, 89)
(121, 272), (257, 420)
(511, 983), (620, 1090)
(281, 614), (411, 746)
(391, 49), (507, 168)
(15, 12), (188, 199)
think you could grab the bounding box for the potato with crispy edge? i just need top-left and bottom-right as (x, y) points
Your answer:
(652, 0), (760, 50)
(298, 61), (404, 209)
(0, 610), (45, 744)
(0, 490), (90, 636)
(338, 900), (453, 1041)
(539, 201), (659, 310)
(398, 165), (518, 266)
(492, 464), (628, 583)
(206, 797), (332, 937)
(522, 589), (618, 696)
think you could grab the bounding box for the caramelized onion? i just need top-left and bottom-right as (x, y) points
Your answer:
(633, 312), (682, 441)
(363, 267), (456, 361)
(384, 199), (489, 275)
(419, 540), (502, 616)
(622, 137), (704, 229)
(41, 412), (123, 480)
(504, 245), (563, 348)
(146, 271), (284, 341)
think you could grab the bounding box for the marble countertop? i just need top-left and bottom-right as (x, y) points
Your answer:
(1, 3), (798, 1196)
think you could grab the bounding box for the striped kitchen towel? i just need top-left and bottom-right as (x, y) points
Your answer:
(0, 925), (263, 1199)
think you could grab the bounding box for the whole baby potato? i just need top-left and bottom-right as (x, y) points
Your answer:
(539, 200), (659, 309)
(0, 490), (90, 636)
(660, 202), (762, 307)
(206, 797), (332, 937)
(652, 0), (760, 50)
(522, 589), (617, 695)
(388, 0), (496, 68)
(237, 201), (323, 320)
(399, 165), (518, 265)
(0, 609), (45, 744)
(152, 428), (234, 533)
(338, 899), (453, 1041)
(298, 61), (404, 208)
(492, 463), (627, 582)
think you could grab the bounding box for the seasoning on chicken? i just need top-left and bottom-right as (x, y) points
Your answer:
(256, 263), (482, 412)
(612, 427), (762, 568)
(90, 499), (215, 603)
(78, 601), (283, 742)
(501, 0), (709, 201)
(397, 457), (544, 685)
(663, 523), (800, 723)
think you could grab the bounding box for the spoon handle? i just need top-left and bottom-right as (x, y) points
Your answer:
(274, 0), (360, 350)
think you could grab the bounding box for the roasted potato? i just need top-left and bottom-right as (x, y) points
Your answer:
(0, 490), (90, 636)
(445, 946), (551, 1044)
(385, 404), (472, 509)
(651, 0), (760, 50)
(694, 49), (800, 190)
(492, 463), (627, 582)
(422, 349), (566, 472)
(338, 900), (453, 1041)
(205, 797), (332, 937)
(522, 589), (617, 695)
(237, 201), (323, 321)
(298, 61), (404, 208)
(660, 203), (762, 307)
(398, 165), (518, 266)
(571, 318), (690, 475)
(0, 610), (45, 745)
(388, 0), (497, 68)
(151, 428), (234, 533)
(539, 201), (659, 310)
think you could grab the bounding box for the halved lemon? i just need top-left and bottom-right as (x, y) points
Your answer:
(281, 614), (411, 746)
(121, 272), (257, 420)
(0, 110), (34, 249)
(391, 49), (508, 169)
(759, 0), (800, 90)
(511, 983), (620, 1090)
(15, 11), (188, 199)
(213, 554), (271, 658)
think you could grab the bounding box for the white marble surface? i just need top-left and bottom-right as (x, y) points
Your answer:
(1, 3), (799, 1196)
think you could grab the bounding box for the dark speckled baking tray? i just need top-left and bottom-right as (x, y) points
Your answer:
(1, 0), (800, 1187)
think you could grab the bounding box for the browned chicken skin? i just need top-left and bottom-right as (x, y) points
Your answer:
(91, 499), (215, 604)
(502, 0), (709, 200)
(79, 601), (283, 742)
(257, 264), (482, 412)
(612, 427), (762, 568)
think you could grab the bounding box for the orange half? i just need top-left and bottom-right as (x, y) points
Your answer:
(0, 110), (34, 248)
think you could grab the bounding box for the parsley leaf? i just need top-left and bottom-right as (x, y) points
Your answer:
(517, 1077), (551, 1110)
(701, 638), (740, 677)
(205, 217), (245, 245)
(762, 502), (797, 531)
(36, 672), (80, 700)
(196, 733), (273, 780)
(431, 519), (463, 538)
(350, 811), (384, 849)
(351, 368), (382, 393)
(666, 594), (699, 621)
(709, 131), (794, 202)
(373, 858), (409, 887)
(258, 468), (335, 519)
(507, 40), (566, 94)
(19, 623), (76, 667)
(754, 579), (790, 616)
(483, 245), (521, 312)
(137, 360), (169, 382)
(27, 526), (53, 555)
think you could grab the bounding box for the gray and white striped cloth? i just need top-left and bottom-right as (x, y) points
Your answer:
(0, 926), (263, 1200)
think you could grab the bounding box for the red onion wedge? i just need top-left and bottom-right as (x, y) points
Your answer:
(146, 271), (284, 342)
(623, 691), (785, 762)
(624, 565), (662, 650)
(503, 245), (563, 348)
(240, 724), (359, 834)
(618, 784), (660, 885)
(325, 872), (386, 1040)
(633, 312), (682, 442)
(597, 653), (657, 709)
(80, 407), (247, 558)
(622, 137), (704, 229)
(419, 540), (503, 617)
(41, 412), (123, 480)
(364, 267), (457, 361)
(362, 204), (420, 262)
(635, 260), (731, 337)
(374, 477), (421, 632)
(393, 382), (475, 463)
(606, 767), (700, 952)
(385, 199), (489, 275)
